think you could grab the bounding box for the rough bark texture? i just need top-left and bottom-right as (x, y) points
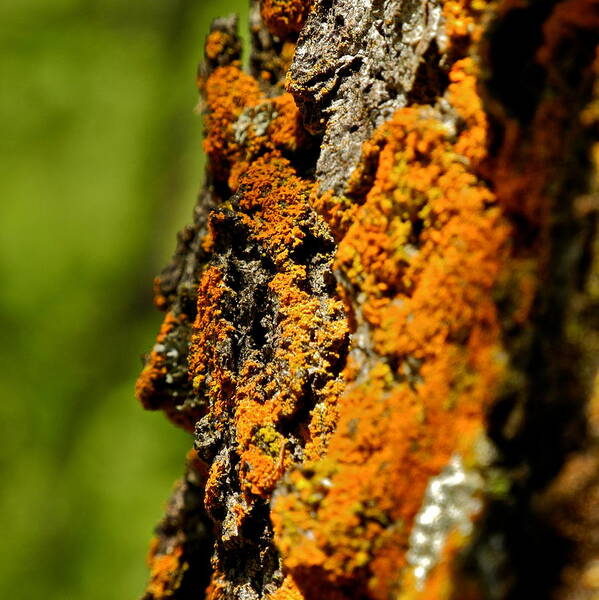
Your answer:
(136, 1), (599, 599)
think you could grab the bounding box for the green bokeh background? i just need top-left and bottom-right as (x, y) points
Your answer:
(0, 1), (245, 597)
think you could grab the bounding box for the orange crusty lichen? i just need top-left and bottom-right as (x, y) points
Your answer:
(189, 155), (348, 510)
(235, 156), (315, 265)
(135, 1), (599, 597)
(443, 0), (492, 42)
(191, 22), (351, 529)
(146, 541), (187, 599)
(135, 311), (196, 431)
(136, 312), (180, 409)
(202, 65), (262, 185)
(205, 30), (234, 63)
(265, 576), (305, 600)
(202, 64), (306, 191)
(136, 2), (599, 598)
(272, 57), (510, 599)
(204, 570), (228, 600)
(188, 266), (235, 416)
(260, 0), (313, 39)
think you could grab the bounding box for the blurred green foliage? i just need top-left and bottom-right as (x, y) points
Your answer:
(0, 0), (246, 597)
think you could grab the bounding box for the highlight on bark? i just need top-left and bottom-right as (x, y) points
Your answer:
(136, 1), (599, 598)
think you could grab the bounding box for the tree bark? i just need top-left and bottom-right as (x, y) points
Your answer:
(136, 1), (599, 598)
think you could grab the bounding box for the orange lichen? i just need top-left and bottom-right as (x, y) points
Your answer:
(402, 530), (481, 600)
(136, 312), (178, 408)
(266, 576), (305, 600)
(142, 2), (599, 598)
(136, 311), (189, 418)
(260, 0), (313, 39)
(189, 266), (235, 418)
(202, 65), (305, 191)
(204, 571), (227, 600)
(309, 189), (359, 243)
(205, 31), (229, 61)
(146, 542), (187, 599)
(153, 276), (169, 311)
(203, 453), (228, 516)
(272, 5), (599, 596)
(189, 155), (347, 513)
(203, 65), (262, 184)
(227, 159), (347, 497)
(235, 156), (313, 264)
(442, 0), (492, 43)
(273, 58), (510, 598)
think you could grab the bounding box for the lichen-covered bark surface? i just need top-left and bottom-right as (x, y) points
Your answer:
(136, 1), (599, 599)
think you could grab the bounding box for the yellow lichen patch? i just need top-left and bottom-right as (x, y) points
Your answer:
(273, 59), (510, 597)
(146, 542), (187, 599)
(260, 0), (313, 39)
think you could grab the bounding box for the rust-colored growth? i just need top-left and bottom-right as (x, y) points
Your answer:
(202, 64), (306, 190)
(189, 266), (235, 404)
(189, 156), (348, 506)
(260, 0), (313, 39)
(136, 312), (179, 410)
(202, 65), (262, 185)
(136, 310), (198, 432)
(146, 543), (187, 599)
(272, 58), (509, 599)
(206, 31), (232, 63)
(142, 449), (213, 600)
(265, 576), (306, 600)
(138, 1), (599, 598)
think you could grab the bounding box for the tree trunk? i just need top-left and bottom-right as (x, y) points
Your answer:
(136, 1), (599, 598)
